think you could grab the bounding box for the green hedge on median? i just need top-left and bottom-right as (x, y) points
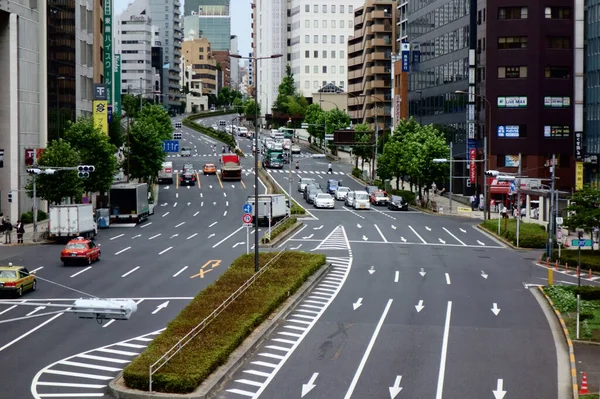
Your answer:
(182, 119), (236, 149)
(261, 217), (297, 244)
(123, 251), (326, 393)
(480, 218), (547, 248)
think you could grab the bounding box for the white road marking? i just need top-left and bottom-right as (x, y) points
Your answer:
(70, 267), (92, 278)
(121, 266), (140, 278)
(443, 227), (466, 246)
(209, 221), (218, 227)
(175, 222), (185, 228)
(140, 222), (152, 228)
(176, 193), (179, 198)
(149, 233), (161, 240)
(408, 225), (427, 244)
(342, 206), (365, 219)
(373, 224), (387, 243)
(0, 312), (64, 352)
(394, 271), (399, 283)
(435, 302), (453, 399)
(162, 212), (170, 217)
(226, 201), (229, 206)
(173, 266), (188, 277)
(35, 382), (106, 389)
(173, 202), (178, 207)
(223, 211), (228, 216)
(194, 211), (200, 216)
(425, 226), (431, 231)
(187, 233), (198, 240)
(233, 242), (245, 248)
(114, 247), (131, 255)
(158, 247), (173, 255)
(445, 273), (451, 285)
(110, 234), (124, 241)
(31, 267), (44, 273)
(213, 225), (245, 248)
(223, 192), (227, 197)
(102, 319), (116, 328)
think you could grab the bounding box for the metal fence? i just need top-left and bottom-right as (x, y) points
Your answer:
(148, 247), (287, 392)
(265, 215), (290, 241)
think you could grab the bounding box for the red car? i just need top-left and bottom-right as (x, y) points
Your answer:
(60, 237), (101, 266)
(370, 190), (390, 206)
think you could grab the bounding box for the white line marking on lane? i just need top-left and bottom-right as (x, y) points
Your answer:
(121, 266), (140, 278)
(343, 299), (394, 399)
(194, 211), (200, 216)
(187, 233), (198, 240)
(443, 227), (466, 246)
(162, 212), (169, 217)
(35, 382), (107, 389)
(114, 247), (131, 255)
(102, 319), (115, 328)
(226, 201), (229, 206)
(158, 247), (173, 255)
(70, 267), (92, 278)
(342, 206), (365, 219)
(31, 267), (44, 273)
(408, 225), (427, 244)
(173, 266), (188, 277)
(223, 211), (227, 216)
(394, 271), (399, 283)
(173, 202), (178, 208)
(140, 222), (152, 228)
(175, 222), (185, 228)
(373, 224), (387, 243)
(209, 221), (218, 227)
(110, 234), (124, 241)
(0, 312), (64, 353)
(149, 233), (161, 240)
(212, 225), (245, 248)
(435, 301), (453, 399)
(445, 273), (451, 285)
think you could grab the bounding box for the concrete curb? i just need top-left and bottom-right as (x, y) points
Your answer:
(107, 261), (332, 399)
(259, 221), (303, 248)
(258, 168), (311, 218)
(538, 286), (579, 398)
(475, 224), (526, 250)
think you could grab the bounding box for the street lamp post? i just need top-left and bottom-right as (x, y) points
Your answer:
(230, 53), (283, 273)
(361, 94), (385, 180)
(455, 90), (492, 220)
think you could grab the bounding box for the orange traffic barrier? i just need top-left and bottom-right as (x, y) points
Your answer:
(580, 372), (589, 394)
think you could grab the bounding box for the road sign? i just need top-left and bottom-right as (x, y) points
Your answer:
(173, 132), (182, 140)
(325, 134), (334, 141)
(301, 123), (309, 128)
(243, 213), (252, 224)
(162, 140), (180, 153)
(572, 239), (593, 247)
(556, 217), (563, 225)
(242, 203), (253, 214)
(557, 229), (562, 240)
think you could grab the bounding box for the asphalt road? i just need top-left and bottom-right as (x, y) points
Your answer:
(213, 151), (562, 398)
(0, 113), (268, 399)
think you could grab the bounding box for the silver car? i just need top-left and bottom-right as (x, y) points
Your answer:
(335, 187), (350, 200)
(307, 188), (321, 204)
(180, 147), (191, 157)
(298, 177), (314, 192)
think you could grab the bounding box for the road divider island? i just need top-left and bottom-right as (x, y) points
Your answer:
(115, 251), (326, 395)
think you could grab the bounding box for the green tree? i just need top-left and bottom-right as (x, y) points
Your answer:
(303, 104), (325, 140)
(233, 97), (244, 113)
(352, 123), (373, 170)
(108, 114), (126, 149)
(274, 65), (296, 112)
(26, 140), (82, 204)
(122, 94), (140, 118)
(63, 117), (118, 194)
(563, 187), (600, 234)
(244, 99), (261, 120)
(137, 104), (173, 141)
(125, 120), (165, 183)
(377, 141), (403, 189)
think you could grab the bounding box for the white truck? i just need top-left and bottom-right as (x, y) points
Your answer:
(48, 204), (98, 240)
(158, 161), (173, 184)
(247, 194), (290, 226)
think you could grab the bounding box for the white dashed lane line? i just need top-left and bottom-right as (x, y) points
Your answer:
(110, 234), (124, 241)
(114, 247), (131, 255)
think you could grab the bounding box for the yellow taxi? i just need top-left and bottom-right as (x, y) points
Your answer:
(0, 264), (37, 297)
(203, 163), (217, 175)
(60, 237), (101, 266)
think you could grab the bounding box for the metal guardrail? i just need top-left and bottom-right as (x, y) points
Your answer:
(265, 215), (290, 242)
(148, 247), (287, 392)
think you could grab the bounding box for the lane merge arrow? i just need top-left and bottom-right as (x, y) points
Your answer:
(491, 303), (501, 316)
(419, 268), (426, 277)
(400, 237), (407, 242)
(313, 225), (323, 230)
(368, 266), (375, 275)
(301, 373), (319, 397)
(391, 225), (397, 230)
(353, 298), (363, 310)
(481, 271), (488, 279)
(152, 301), (169, 314)
(493, 379), (506, 399)
(389, 375), (403, 399)
(415, 300), (424, 313)
(357, 223), (362, 228)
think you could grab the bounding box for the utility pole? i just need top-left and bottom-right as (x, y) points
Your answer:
(516, 153), (522, 247)
(32, 154), (38, 240)
(449, 142), (453, 212)
(483, 136), (488, 220)
(547, 154), (556, 258)
(372, 115), (379, 180)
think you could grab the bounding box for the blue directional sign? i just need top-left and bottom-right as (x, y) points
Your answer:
(510, 182), (516, 193)
(243, 203), (253, 214)
(162, 140), (180, 153)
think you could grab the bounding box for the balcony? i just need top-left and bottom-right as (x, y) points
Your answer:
(370, 65), (389, 75)
(348, 43), (362, 54)
(370, 80), (391, 89)
(348, 83), (363, 93)
(348, 96), (365, 106)
(371, 37), (392, 47)
(370, 10), (393, 19)
(369, 52), (391, 61)
(368, 24), (388, 34)
(355, 15), (364, 26)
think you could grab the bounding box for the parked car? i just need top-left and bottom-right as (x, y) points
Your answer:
(388, 195), (409, 211)
(335, 187), (350, 201)
(314, 193), (335, 208)
(370, 190), (389, 206)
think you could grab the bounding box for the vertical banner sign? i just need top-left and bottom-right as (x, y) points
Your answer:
(395, 95), (401, 124)
(93, 101), (109, 135)
(575, 131), (583, 161)
(114, 54), (121, 116)
(575, 162), (584, 190)
(401, 43), (410, 73)
(469, 148), (477, 183)
(103, 0), (113, 106)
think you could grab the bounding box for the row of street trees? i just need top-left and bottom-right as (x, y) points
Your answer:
(31, 105), (173, 204)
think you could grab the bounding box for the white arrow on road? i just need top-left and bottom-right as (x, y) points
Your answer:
(357, 223), (362, 228)
(313, 225), (323, 230)
(187, 186), (190, 190)
(425, 226), (431, 231)
(152, 301), (169, 314)
(419, 268), (426, 277)
(207, 233), (215, 239)
(459, 228), (466, 233)
(362, 235), (368, 241)
(368, 266), (375, 275)
(477, 240), (485, 246)
(27, 305), (47, 316)
(301, 373), (319, 397)
(170, 234), (179, 239)
(233, 242), (244, 248)
(400, 237), (407, 242)
(161, 203), (168, 207)
(213, 202), (217, 206)
(493, 379), (506, 399)
(303, 234), (314, 239)
(353, 298), (363, 310)
(415, 300), (424, 313)
(164, 186), (170, 190)
(391, 225), (396, 230)
(491, 303), (501, 316)
(438, 238), (446, 244)
(231, 185), (235, 188)
(187, 202), (191, 206)
(389, 375), (403, 398)
(209, 185), (213, 189)
(481, 271), (488, 279)
(132, 234), (142, 239)
(290, 244), (302, 250)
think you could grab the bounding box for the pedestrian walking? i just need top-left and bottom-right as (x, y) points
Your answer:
(3, 217), (12, 244)
(222, 146), (226, 153)
(327, 162), (332, 174)
(296, 161), (299, 169)
(15, 220), (24, 243)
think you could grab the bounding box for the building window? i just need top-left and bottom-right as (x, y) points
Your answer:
(498, 7), (528, 19)
(305, 19), (310, 28)
(339, 81), (344, 87)
(314, 35), (318, 43)
(545, 66), (570, 79)
(545, 6), (571, 19)
(340, 50), (344, 58)
(323, 20), (327, 28)
(331, 65), (336, 74)
(546, 36), (571, 49)
(199, 55), (203, 60)
(331, 35), (336, 43)
(305, 80), (310, 89)
(199, 47), (204, 52)
(305, 50), (310, 58)
(340, 35), (345, 43)
(322, 35), (327, 43)
(323, 66), (327, 73)
(314, 65), (318, 73)
(331, 5), (336, 13)
(331, 50), (336, 58)
(314, 20), (318, 28)
(314, 50), (318, 58)
(338, 20), (342, 28)
(322, 50), (327, 58)
(349, 5), (353, 13)
(305, 35), (310, 43)
(305, 65), (310, 73)
(314, 4), (318, 13)
(339, 66), (344, 74)
(497, 36), (527, 49)
(314, 81), (318, 88)
(340, 5), (345, 13)
(498, 66), (527, 78)
(322, 4), (327, 13)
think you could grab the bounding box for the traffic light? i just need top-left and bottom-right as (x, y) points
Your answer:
(77, 165), (95, 178)
(7, 191), (12, 203)
(579, 231), (584, 240)
(485, 170), (500, 177)
(27, 168), (42, 175)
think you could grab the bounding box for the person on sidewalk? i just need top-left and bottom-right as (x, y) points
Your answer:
(470, 194), (476, 210)
(296, 161), (299, 169)
(3, 218), (12, 244)
(15, 220), (24, 244)
(327, 163), (332, 174)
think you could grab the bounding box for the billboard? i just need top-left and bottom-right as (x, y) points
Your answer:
(104, 0), (113, 106)
(469, 148), (477, 183)
(114, 54), (121, 116)
(576, 162), (584, 191)
(93, 100), (109, 135)
(25, 148), (45, 166)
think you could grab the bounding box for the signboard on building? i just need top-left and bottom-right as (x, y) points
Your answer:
(576, 161), (584, 190)
(25, 149), (44, 166)
(401, 43), (410, 72)
(497, 125), (520, 138)
(544, 96), (570, 108)
(497, 96), (527, 108)
(544, 125), (571, 138)
(505, 155), (520, 168)
(114, 54), (122, 116)
(93, 100), (108, 135)
(575, 131), (583, 160)
(394, 95), (401, 124)
(94, 84), (107, 100)
(104, 0), (113, 106)
(469, 148), (477, 183)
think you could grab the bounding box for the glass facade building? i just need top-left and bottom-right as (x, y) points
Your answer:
(586, 0), (600, 184)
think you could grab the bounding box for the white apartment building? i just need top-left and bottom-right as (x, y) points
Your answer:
(230, 35), (240, 89)
(254, 0), (363, 113)
(116, 0), (156, 99)
(75, 0), (94, 117)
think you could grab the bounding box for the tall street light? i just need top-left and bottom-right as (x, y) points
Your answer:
(455, 90), (492, 220)
(230, 53), (283, 273)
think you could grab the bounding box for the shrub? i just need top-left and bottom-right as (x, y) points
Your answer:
(389, 189), (416, 205)
(20, 210), (48, 224)
(291, 203), (305, 215)
(572, 286), (600, 301)
(352, 167), (362, 178)
(261, 217), (297, 244)
(550, 250), (600, 273)
(373, 179), (383, 189)
(544, 285), (578, 313)
(182, 118), (236, 148)
(480, 219), (546, 248)
(123, 251), (326, 393)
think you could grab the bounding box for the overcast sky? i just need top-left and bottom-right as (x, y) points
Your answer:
(114, 0), (252, 56)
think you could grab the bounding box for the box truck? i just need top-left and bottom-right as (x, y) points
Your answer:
(48, 204), (97, 240)
(109, 183), (150, 224)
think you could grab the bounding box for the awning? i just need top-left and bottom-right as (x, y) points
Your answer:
(489, 179), (527, 195)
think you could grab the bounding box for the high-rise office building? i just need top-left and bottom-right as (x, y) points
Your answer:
(184, 0), (228, 18)
(585, 0), (600, 184)
(184, 4), (231, 51)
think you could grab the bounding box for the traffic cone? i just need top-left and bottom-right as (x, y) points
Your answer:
(579, 372), (589, 394)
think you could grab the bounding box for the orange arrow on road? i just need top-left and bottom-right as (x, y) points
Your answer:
(190, 260), (222, 278)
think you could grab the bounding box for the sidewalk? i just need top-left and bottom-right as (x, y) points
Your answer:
(0, 220), (50, 246)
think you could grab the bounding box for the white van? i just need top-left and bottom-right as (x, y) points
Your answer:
(353, 191), (371, 210)
(238, 127), (249, 137)
(158, 161), (173, 184)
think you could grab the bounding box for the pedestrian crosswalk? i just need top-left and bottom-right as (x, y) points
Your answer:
(267, 169), (345, 176)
